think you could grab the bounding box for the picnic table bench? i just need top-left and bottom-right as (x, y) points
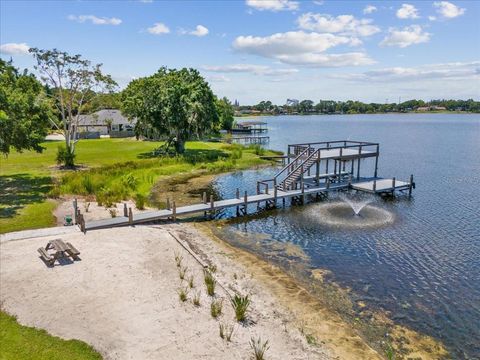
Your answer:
(38, 239), (80, 267)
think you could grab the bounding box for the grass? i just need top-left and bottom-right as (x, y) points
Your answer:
(250, 337), (270, 360)
(177, 287), (188, 302)
(203, 269), (216, 296)
(178, 266), (188, 280)
(230, 294), (251, 322)
(210, 299), (223, 319)
(192, 292), (201, 307)
(188, 275), (194, 288)
(1, 139), (279, 234)
(0, 310), (101, 360)
(219, 322), (234, 342)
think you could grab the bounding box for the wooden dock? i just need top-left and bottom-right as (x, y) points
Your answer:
(80, 140), (415, 232)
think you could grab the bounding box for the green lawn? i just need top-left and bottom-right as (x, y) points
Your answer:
(1, 138), (278, 233)
(0, 311), (102, 360)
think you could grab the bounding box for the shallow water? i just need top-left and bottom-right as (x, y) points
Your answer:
(213, 114), (480, 359)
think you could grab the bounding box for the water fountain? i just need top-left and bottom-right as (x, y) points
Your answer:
(302, 194), (395, 228)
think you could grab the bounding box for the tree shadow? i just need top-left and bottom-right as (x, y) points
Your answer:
(137, 148), (229, 164)
(0, 174), (53, 219)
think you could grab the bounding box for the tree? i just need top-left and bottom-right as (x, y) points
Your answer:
(29, 48), (117, 166)
(216, 97), (234, 131)
(121, 67), (218, 153)
(0, 59), (52, 155)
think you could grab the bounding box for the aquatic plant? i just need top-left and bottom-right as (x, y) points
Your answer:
(230, 294), (250, 322)
(250, 337), (269, 360)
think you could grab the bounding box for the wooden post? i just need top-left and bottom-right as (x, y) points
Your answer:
(79, 213), (85, 233)
(374, 144), (379, 178)
(326, 159), (329, 174)
(273, 179), (277, 204)
(334, 160), (337, 181)
(210, 195), (214, 211)
(357, 145), (362, 180)
(409, 174), (414, 197)
(202, 192), (207, 204)
(244, 191), (248, 214)
(348, 174), (352, 186)
(256, 182), (260, 195)
(73, 198), (78, 224)
(236, 188), (240, 199)
(373, 180), (377, 192)
(326, 178), (330, 189)
(166, 198), (170, 210)
(172, 201), (176, 221)
(128, 207), (133, 225)
(315, 159), (320, 184)
(392, 177), (396, 189)
(123, 203), (128, 217)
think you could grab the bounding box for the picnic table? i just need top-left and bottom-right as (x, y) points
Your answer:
(38, 239), (80, 267)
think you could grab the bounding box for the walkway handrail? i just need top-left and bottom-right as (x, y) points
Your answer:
(280, 148), (321, 189)
(273, 146), (312, 181)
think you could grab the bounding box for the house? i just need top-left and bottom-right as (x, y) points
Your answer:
(77, 109), (136, 138)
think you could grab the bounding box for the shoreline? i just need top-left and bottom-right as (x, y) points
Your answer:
(198, 221), (450, 360)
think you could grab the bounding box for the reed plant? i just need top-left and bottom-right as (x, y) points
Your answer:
(192, 291), (201, 306)
(179, 266), (188, 280)
(178, 287), (188, 302)
(204, 269), (216, 296)
(250, 337), (269, 360)
(210, 299), (223, 319)
(219, 322), (234, 342)
(230, 294), (250, 322)
(188, 275), (194, 288)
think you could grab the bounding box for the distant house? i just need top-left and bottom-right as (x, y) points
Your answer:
(416, 106), (430, 111)
(77, 109), (136, 138)
(416, 106), (447, 112)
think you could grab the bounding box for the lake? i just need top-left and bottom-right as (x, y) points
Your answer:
(213, 114), (480, 359)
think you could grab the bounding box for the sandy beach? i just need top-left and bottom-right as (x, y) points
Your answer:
(1, 224), (338, 359)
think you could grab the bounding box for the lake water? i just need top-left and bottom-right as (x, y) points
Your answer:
(212, 114), (480, 359)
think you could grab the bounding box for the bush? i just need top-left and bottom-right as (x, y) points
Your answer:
(248, 144), (266, 156)
(56, 145), (76, 167)
(231, 294), (250, 322)
(134, 193), (146, 210)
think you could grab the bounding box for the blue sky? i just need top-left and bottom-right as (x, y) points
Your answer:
(1, 0), (479, 104)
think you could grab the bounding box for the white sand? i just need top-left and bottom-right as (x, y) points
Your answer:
(0, 224), (331, 360)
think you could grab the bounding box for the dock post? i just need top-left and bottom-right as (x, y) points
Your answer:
(73, 198), (78, 224)
(172, 201), (176, 221)
(244, 191), (248, 215)
(78, 213), (85, 233)
(348, 174), (352, 187)
(273, 179), (277, 207)
(203, 192), (207, 204)
(316, 159), (320, 184)
(326, 159), (329, 174)
(392, 177), (396, 191)
(409, 174), (414, 197)
(374, 144), (379, 177)
(301, 177), (305, 204)
(357, 145), (362, 180)
(128, 207), (133, 225)
(334, 160), (337, 182)
(166, 198), (170, 210)
(326, 178), (330, 190)
(236, 188), (240, 199)
(123, 203), (128, 217)
(373, 180), (377, 193)
(210, 195), (214, 215)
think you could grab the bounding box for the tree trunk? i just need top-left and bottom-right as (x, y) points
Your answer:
(174, 138), (185, 154)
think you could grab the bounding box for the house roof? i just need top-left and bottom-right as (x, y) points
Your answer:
(77, 109), (135, 126)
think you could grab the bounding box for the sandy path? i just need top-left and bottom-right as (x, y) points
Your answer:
(0, 225), (330, 360)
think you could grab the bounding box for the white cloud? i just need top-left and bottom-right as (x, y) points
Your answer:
(233, 31), (374, 67)
(297, 13), (380, 37)
(206, 74), (230, 83)
(380, 25), (431, 48)
(67, 15), (122, 25)
(396, 4), (420, 19)
(313, 0), (324, 5)
(0, 42), (30, 55)
(363, 5), (377, 14)
(202, 64), (299, 76)
(433, 1), (465, 18)
(428, 15), (437, 21)
(246, 0), (299, 12)
(190, 25), (209, 37)
(330, 61), (480, 82)
(147, 22), (170, 35)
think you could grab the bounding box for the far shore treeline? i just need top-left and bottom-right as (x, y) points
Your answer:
(1, 48), (479, 167)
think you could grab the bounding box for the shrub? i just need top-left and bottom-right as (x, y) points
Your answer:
(230, 294), (250, 322)
(108, 208), (117, 218)
(249, 144), (266, 156)
(250, 337), (269, 360)
(82, 176), (96, 194)
(56, 145), (76, 167)
(178, 287), (188, 302)
(121, 172), (138, 190)
(210, 299), (223, 319)
(204, 269), (216, 296)
(134, 193), (146, 210)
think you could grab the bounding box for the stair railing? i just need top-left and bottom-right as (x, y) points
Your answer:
(280, 148), (321, 190)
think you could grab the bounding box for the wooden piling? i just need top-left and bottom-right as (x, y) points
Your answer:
(73, 198), (78, 224)
(128, 207), (133, 225)
(172, 201), (177, 221)
(123, 203), (128, 217)
(409, 174), (414, 197)
(166, 198), (170, 210)
(203, 192), (207, 204)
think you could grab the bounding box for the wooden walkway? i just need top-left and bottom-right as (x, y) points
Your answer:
(84, 177), (411, 231)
